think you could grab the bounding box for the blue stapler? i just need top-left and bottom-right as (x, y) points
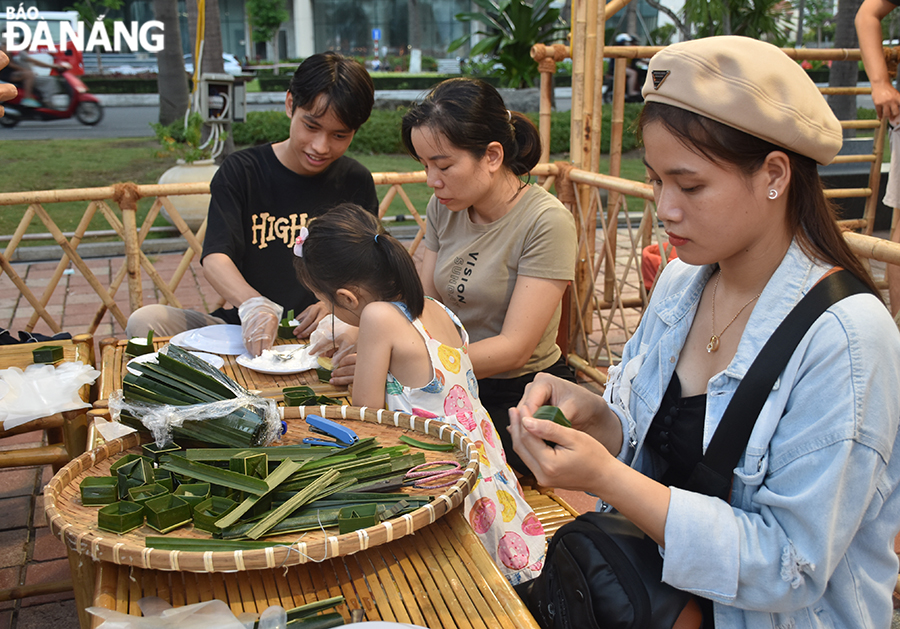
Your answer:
(302, 414), (358, 448)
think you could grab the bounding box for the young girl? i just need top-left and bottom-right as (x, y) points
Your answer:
(294, 203), (545, 585)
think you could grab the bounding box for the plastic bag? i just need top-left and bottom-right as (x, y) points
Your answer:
(107, 345), (283, 448)
(309, 315), (357, 361)
(87, 597), (287, 629)
(0, 361), (99, 430)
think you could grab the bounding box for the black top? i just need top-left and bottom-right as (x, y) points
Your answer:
(647, 372), (714, 628)
(202, 144), (379, 317)
(646, 372), (707, 488)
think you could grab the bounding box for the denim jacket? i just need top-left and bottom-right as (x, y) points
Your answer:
(604, 241), (900, 629)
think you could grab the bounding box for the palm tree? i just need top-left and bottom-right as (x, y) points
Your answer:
(448, 0), (569, 88)
(153, 0), (189, 125)
(828, 0), (862, 136)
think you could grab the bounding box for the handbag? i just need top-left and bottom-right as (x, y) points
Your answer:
(516, 270), (872, 629)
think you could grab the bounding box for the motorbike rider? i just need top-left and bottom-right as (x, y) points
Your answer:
(606, 33), (644, 101)
(0, 43), (66, 108)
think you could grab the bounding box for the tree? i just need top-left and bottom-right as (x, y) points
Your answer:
(681, 0), (791, 43)
(67, 0), (123, 75)
(828, 0), (862, 135)
(802, 0), (836, 45)
(247, 0), (289, 73)
(448, 0), (569, 89)
(152, 0), (189, 125)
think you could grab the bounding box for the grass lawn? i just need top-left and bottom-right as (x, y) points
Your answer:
(1, 139), (647, 245)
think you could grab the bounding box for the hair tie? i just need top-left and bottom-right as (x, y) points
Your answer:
(506, 109), (512, 122)
(374, 234), (379, 244)
(293, 226), (309, 257)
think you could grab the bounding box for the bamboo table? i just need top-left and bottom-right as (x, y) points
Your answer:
(94, 336), (347, 409)
(66, 336), (575, 629)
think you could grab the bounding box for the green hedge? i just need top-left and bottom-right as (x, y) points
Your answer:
(83, 76), (159, 93)
(231, 103), (643, 155)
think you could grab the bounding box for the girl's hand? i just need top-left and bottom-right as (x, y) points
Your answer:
(509, 407), (613, 494)
(329, 352), (357, 387)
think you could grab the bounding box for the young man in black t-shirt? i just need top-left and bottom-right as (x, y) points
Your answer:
(127, 53), (378, 358)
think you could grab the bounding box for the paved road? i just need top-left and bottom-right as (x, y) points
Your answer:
(0, 102), (284, 141)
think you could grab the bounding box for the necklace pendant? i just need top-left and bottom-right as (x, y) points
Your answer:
(707, 335), (719, 353)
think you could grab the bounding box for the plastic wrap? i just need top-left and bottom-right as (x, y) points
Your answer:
(87, 597), (287, 629)
(0, 361), (99, 430)
(109, 345), (282, 448)
(108, 389), (282, 448)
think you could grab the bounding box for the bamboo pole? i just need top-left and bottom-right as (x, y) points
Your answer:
(0, 252), (62, 333)
(29, 203), (128, 329)
(165, 219), (209, 307)
(862, 116), (889, 236)
(604, 57), (628, 303)
(159, 196), (204, 256)
(568, 353), (608, 386)
(570, 0), (587, 170)
(2, 205), (35, 261)
(115, 184), (143, 312)
(581, 0), (598, 171)
(589, 0), (606, 173)
(844, 231), (900, 266)
(94, 201), (182, 308)
(26, 202), (98, 332)
(0, 580), (73, 602)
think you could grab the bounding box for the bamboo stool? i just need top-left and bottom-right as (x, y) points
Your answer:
(0, 333), (95, 470)
(0, 333), (95, 604)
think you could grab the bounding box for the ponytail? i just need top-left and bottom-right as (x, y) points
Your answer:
(294, 204), (426, 318)
(402, 77), (542, 177)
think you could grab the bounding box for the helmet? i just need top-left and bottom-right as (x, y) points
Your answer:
(614, 33), (637, 46)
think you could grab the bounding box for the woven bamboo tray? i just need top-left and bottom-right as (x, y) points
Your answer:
(45, 405), (478, 573)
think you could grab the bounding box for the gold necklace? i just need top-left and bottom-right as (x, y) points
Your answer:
(707, 271), (762, 353)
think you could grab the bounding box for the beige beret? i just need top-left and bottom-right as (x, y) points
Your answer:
(641, 36), (843, 165)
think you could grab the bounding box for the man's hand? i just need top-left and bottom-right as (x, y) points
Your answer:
(292, 301), (331, 339)
(237, 296), (283, 356)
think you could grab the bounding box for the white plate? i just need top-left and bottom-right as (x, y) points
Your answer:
(0, 380), (8, 402)
(175, 325), (246, 355)
(127, 351), (226, 376)
(168, 329), (201, 351)
(235, 345), (318, 375)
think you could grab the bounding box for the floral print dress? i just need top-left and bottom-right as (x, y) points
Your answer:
(384, 298), (545, 585)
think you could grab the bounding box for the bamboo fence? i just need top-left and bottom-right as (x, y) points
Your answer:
(4, 13), (900, 386)
(532, 5), (900, 379)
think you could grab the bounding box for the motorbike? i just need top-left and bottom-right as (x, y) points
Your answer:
(602, 60), (648, 104)
(0, 65), (103, 128)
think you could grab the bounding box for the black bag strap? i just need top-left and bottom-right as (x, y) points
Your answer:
(683, 269), (873, 500)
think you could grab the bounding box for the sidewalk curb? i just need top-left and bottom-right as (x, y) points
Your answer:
(94, 88), (575, 108)
(9, 225), (423, 263)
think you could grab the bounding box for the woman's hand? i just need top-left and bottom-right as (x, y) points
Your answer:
(509, 406), (614, 494)
(515, 373), (616, 445)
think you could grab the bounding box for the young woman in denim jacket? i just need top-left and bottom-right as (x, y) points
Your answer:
(509, 36), (900, 628)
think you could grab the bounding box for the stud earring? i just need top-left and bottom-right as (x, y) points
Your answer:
(768, 189), (779, 200)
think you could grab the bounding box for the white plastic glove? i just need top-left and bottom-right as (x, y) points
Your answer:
(237, 296), (283, 357)
(308, 314), (357, 358)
